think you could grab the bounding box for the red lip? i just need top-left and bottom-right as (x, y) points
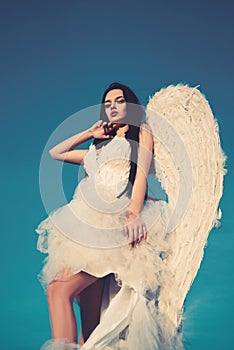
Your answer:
(111, 111), (118, 117)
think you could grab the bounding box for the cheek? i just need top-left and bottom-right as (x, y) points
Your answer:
(105, 109), (111, 118)
(120, 104), (127, 116)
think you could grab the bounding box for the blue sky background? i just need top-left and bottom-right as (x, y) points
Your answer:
(0, 0), (233, 349)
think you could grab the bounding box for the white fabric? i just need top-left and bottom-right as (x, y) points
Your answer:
(36, 84), (226, 350)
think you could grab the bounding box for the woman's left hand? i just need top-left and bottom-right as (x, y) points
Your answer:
(124, 210), (147, 248)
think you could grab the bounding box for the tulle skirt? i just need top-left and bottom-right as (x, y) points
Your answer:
(36, 193), (184, 349)
(36, 193), (169, 294)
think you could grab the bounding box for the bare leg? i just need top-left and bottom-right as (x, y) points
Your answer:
(76, 277), (105, 344)
(47, 271), (99, 343)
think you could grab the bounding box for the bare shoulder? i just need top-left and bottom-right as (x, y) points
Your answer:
(139, 123), (153, 149)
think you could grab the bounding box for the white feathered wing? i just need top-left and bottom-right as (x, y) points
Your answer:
(146, 84), (226, 334)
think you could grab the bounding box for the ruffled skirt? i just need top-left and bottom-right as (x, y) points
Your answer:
(36, 192), (183, 349)
(36, 191), (169, 292)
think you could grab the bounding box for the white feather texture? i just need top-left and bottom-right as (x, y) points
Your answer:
(146, 84), (226, 330)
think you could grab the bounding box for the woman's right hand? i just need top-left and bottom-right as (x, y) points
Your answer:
(49, 120), (117, 164)
(90, 121), (117, 139)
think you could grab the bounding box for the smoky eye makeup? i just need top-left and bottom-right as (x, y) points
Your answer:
(104, 96), (126, 108)
(117, 99), (125, 104)
(104, 103), (111, 109)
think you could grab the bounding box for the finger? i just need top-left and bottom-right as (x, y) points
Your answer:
(104, 133), (114, 139)
(107, 122), (114, 131)
(103, 122), (108, 130)
(111, 123), (117, 128)
(105, 125), (112, 134)
(97, 120), (103, 127)
(107, 125), (114, 133)
(104, 124), (115, 137)
(103, 124), (109, 135)
(136, 239), (140, 247)
(136, 232), (143, 246)
(128, 228), (135, 249)
(109, 122), (117, 130)
(136, 222), (147, 245)
(142, 223), (147, 240)
(123, 225), (129, 239)
(132, 228), (138, 248)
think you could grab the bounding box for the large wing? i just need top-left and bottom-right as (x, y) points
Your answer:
(146, 84), (226, 331)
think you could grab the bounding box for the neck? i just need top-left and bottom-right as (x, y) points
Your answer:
(115, 124), (129, 137)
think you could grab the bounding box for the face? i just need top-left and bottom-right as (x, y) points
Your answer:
(104, 89), (127, 123)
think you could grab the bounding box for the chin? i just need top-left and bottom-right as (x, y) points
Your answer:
(110, 116), (126, 124)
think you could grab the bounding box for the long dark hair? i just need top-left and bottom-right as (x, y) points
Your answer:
(93, 82), (145, 196)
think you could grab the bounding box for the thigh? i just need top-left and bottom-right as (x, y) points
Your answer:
(78, 277), (105, 306)
(76, 277), (106, 340)
(76, 277), (106, 320)
(49, 271), (99, 300)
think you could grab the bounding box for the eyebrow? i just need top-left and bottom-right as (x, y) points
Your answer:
(104, 95), (124, 103)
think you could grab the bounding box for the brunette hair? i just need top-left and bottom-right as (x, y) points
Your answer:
(93, 82), (145, 196)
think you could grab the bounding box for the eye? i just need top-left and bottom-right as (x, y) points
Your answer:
(117, 99), (126, 104)
(104, 103), (111, 109)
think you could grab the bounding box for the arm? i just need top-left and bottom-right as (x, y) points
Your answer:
(49, 128), (92, 164)
(128, 124), (153, 215)
(49, 121), (116, 164)
(125, 124), (153, 247)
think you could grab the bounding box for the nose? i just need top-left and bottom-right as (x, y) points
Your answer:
(110, 102), (116, 109)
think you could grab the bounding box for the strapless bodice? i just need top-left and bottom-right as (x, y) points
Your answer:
(74, 136), (132, 204)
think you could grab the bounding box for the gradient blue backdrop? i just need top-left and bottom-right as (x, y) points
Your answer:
(1, 1), (233, 349)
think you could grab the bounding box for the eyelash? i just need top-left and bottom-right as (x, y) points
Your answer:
(104, 99), (125, 108)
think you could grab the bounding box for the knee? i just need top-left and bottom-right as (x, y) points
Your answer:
(47, 280), (73, 304)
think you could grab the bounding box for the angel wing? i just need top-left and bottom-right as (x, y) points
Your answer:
(146, 84), (226, 339)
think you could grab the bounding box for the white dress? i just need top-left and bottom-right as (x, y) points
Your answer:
(36, 84), (226, 350)
(36, 134), (174, 349)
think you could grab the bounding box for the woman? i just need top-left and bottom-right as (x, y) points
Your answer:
(36, 82), (225, 349)
(36, 82), (171, 349)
